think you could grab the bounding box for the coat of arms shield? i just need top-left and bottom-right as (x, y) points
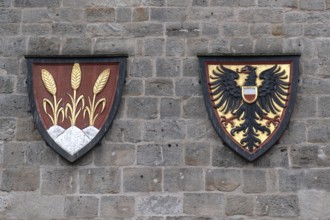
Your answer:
(26, 56), (127, 162)
(199, 55), (299, 161)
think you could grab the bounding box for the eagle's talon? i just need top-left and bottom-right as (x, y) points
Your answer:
(264, 115), (280, 127)
(220, 116), (237, 128)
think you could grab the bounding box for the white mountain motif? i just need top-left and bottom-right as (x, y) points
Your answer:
(47, 125), (99, 155)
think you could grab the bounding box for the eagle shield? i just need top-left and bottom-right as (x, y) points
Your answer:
(199, 56), (299, 161)
(26, 56), (126, 162)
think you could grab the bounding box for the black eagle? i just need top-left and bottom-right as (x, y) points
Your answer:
(209, 65), (290, 152)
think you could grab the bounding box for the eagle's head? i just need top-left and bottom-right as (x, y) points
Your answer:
(239, 65), (257, 74)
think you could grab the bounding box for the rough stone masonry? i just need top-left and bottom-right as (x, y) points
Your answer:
(0, 0), (330, 219)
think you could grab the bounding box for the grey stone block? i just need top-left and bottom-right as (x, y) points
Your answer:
(14, 0), (60, 7)
(183, 193), (224, 216)
(164, 168), (203, 191)
(254, 38), (283, 53)
(166, 22), (200, 37)
(209, 37), (230, 53)
(0, 58), (19, 75)
(186, 38), (208, 56)
(1, 195), (65, 219)
(250, 23), (272, 36)
(145, 79), (173, 96)
(291, 144), (330, 168)
(0, 0), (11, 7)
(85, 8), (115, 22)
(94, 143), (135, 166)
(100, 196), (135, 217)
(26, 141), (58, 165)
(239, 9), (283, 23)
(137, 196), (182, 215)
(21, 24), (51, 36)
(212, 144), (249, 167)
(156, 58), (181, 77)
(183, 58), (198, 77)
(166, 38), (189, 56)
(127, 97), (158, 119)
(22, 8), (51, 23)
(129, 58), (153, 77)
(151, 8), (187, 22)
(202, 23), (220, 36)
(124, 79), (144, 96)
(59, 151), (93, 167)
(189, 7), (234, 21)
(185, 142), (210, 166)
(279, 169), (304, 192)
(137, 143), (184, 166)
(298, 190), (330, 219)
(49, 8), (83, 23)
(300, 76), (330, 94)
(105, 119), (143, 143)
(1, 167), (40, 192)
(0, 118), (15, 141)
(160, 98), (181, 119)
(183, 97), (206, 119)
(211, 0), (256, 6)
(79, 168), (120, 194)
(192, 0), (209, 6)
(186, 119), (218, 141)
(255, 195), (299, 217)
(86, 23), (123, 37)
(206, 169), (241, 192)
(62, 38), (92, 55)
(258, 0), (298, 7)
(143, 120), (185, 141)
(0, 9), (21, 23)
(3, 142), (25, 166)
(52, 24), (86, 37)
(0, 95), (30, 118)
(139, 0), (165, 6)
(292, 95), (316, 118)
(0, 74), (15, 93)
(225, 195), (254, 216)
(133, 7), (149, 22)
(318, 39), (330, 58)
(252, 145), (289, 168)
(167, 0), (191, 6)
(300, 0), (325, 10)
(305, 24), (330, 37)
(230, 38), (254, 53)
(303, 169), (330, 191)
(0, 24), (20, 36)
(175, 78), (201, 97)
(243, 170), (267, 193)
(94, 38), (135, 55)
(144, 38), (164, 56)
(280, 121), (306, 144)
(41, 168), (78, 195)
(64, 196), (99, 218)
(0, 37), (26, 57)
(117, 7), (132, 22)
(27, 37), (60, 55)
(123, 168), (162, 192)
(123, 23), (163, 37)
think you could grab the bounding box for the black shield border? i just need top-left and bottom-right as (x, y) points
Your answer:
(26, 55), (127, 162)
(199, 55), (300, 161)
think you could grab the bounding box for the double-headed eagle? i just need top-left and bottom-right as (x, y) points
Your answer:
(209, 65), (290, 152)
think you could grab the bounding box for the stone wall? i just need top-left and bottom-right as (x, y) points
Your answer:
(0, 0), (330, 219)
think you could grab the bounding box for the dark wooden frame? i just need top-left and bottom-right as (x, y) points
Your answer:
(199, 55), (300, 161)
(26, 55), (127, 162)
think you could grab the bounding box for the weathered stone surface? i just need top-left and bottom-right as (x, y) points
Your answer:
(238, 9), (283, 23)
(27, 37), (60, 55)
(225, 195), (254, 216)
(105, 119), (142, 143)
(1, 167), (40, 192)
(254, 38), (283, 53)
(123, 23), (163, 37)
(166, 38), (185, 56)
(85, 8), (115, 22)
(0, 118), (15, 141)
(133, 7), (149, 22)
(291, 144), (330, 167)
(183, 97), (206, 119)
(298, 190), (330, 219)
(145, 79), (173, 96)
(242, 170), (267, 193)
(14, 0), (60, 7)
(300, 0), (325, 10)
(185, 142), (210, 166)
(26, 141), (58, 165)
(94, 38), (135, 55)
(151, 8), (187, 22)
(100, 196), (135, 217)
(137, 196), (182, 215)
(186, 119), (218, 141)
(175, 78), (202, 97)
(41, 168), (78, 195)
(129, 58), (153, 77)
(22, 8), (51, 23)
(79, 168), (120, 194)
(206, 169), (241, 192)
(166, 22), (200, 37)
(137, 143), (184, 166)
(156, 58), (181, 77)
(21, 24), (51, 36)
(3, 142), (25, 166)
(255, 195), (299, 217)
(127, 97), (158, 119)
(62, 38), (92, 54)
(0, 37), (26, 57)
(0, 9), (21, 23)
(123, 168), (162, 192)
(0, 24), (19, 36)
(15, 117), (42, 141)
(164, 168), (203, 191)
(279, 169), (304, 192)
(64, 196), (99, 218)
(144, 38), (164, 56)
(160, 98), (181, 119)
(117, 7), (132, 22)
(143, 120), (185, 141)
(303, 169), (330, 191)
(252, 145), (289, 168)
(212, 144), (250, 167)
(183, 193), (224, 216)
(94, 143), (135, 166)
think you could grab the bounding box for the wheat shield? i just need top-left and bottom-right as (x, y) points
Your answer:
(26, 56), (127, 162)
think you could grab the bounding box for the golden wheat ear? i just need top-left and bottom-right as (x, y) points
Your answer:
(93, 69), (110, 95)
(41, 69), (57, 95)
(71, 63), (82, 90)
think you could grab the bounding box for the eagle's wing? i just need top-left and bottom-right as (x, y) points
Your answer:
(209, 65), (242, 114)
(258, 65), (290, 114)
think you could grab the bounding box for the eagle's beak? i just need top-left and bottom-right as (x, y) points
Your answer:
(239, 66), (250, 74)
